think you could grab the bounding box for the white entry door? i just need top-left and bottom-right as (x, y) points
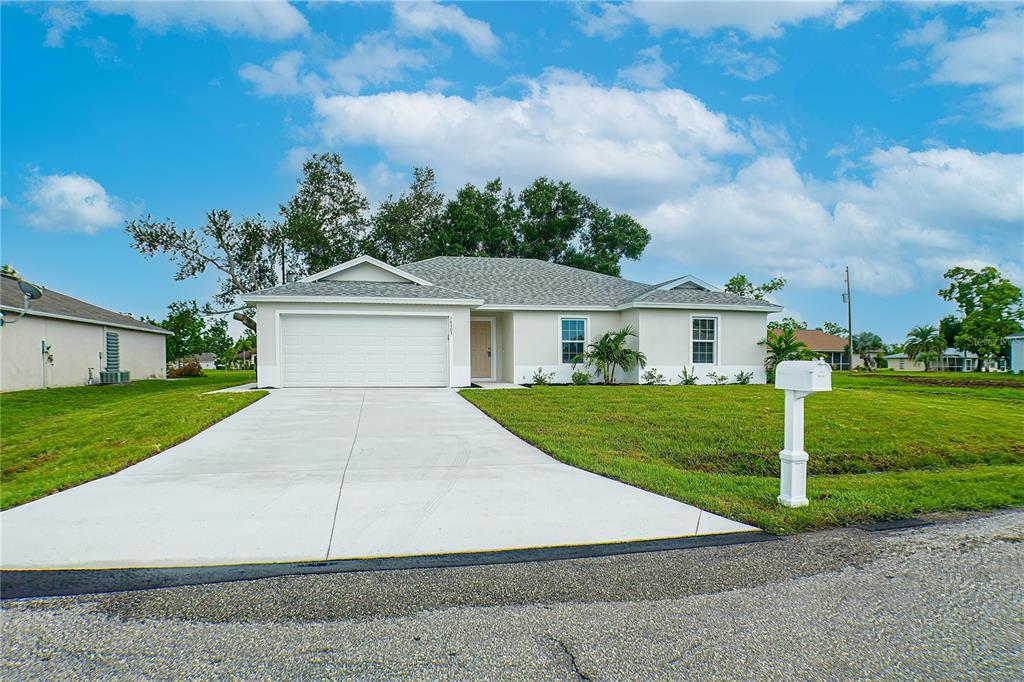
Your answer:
(281, 314), (449, 387)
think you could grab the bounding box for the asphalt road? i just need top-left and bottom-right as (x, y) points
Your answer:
(2, 510), (1021, 680)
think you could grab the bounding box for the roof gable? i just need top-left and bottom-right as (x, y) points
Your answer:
(301, 255), (433, 286)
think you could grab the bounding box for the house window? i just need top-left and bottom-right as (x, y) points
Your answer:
(899, 359), (906, 370)
(692, 317), (717, 364)
(561, 318), (586, 364)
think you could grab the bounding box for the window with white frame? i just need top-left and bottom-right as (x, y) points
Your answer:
(691, 317), (717, 364)
(561, 318), (586, 364)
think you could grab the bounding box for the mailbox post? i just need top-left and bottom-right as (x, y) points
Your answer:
(774, 360), (832, 507)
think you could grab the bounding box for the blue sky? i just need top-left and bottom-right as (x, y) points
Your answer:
(2, 1), (1022, 342)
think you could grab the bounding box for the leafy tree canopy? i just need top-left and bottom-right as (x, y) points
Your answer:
(818, 321), (848, 337)
(939, 266), (1023, 367)
(724, 274), (786, 301)
(147, 300), (237, 364)
(768, 316), (806, 331)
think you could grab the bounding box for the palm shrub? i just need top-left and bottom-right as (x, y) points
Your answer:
(762, 327), (816, 381)
(734, 370), (753, 384)
(677, 368), (699, 385)
(905, 325), (944, 371)
(530, 368), (555, 385)
(572, 325), (647, 384)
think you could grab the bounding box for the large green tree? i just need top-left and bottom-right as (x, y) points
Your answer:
(905, 324), (944, 371)
(363, 167), (446, 264)
(126, 210), (280, 331)
(724, 274), (786, 301)
(280, 152), (369, 276)
(939, 266), (1023, 370)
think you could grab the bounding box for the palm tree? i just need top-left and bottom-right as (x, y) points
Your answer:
(905, 325), (943, 371)
(852, 331), (884, 371)
(762, 327), (817, 380)
(573, 326), (647, 384)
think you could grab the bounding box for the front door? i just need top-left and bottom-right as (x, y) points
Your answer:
(470, 320), (492, 379)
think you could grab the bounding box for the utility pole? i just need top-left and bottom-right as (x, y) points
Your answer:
(844, 266), (853, 371)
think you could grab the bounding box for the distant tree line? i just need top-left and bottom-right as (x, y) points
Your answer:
(126, 153), (651, 332)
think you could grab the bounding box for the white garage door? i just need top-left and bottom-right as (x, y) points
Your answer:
(281, 314), (449, 387)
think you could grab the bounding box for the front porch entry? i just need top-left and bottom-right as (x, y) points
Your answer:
(471, 318), (495, 381)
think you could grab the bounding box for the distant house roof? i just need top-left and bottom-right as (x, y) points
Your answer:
(245, 256), (781, 312)
(771, 328), (849, 352)
(885, 348), (979, 359)
(197, 352), (217, 362)
(0, 274), (169, 334)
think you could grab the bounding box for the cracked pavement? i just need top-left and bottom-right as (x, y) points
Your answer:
(2, 510), (1022, 680)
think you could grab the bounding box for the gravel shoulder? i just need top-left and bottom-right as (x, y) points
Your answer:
(3, 510), (1022, 680)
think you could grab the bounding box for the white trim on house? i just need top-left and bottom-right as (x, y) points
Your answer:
(0, 306), (173, 335)
(654, 275), (720, 292)
(243, 295), (484, 306)
(299, 255), (435, 286)
(689, 313), (721, 366)
(557, 315), (591, 366)
(274, 309), (454, 388)
(474, 302), (780, 313)
(470, 316), (497, 382)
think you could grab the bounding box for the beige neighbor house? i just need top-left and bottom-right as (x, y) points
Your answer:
(242, 255), (781, 388)
(884, 348), (979, 372)
(787, 329), (863, 370)
(0, 273), (169, 392)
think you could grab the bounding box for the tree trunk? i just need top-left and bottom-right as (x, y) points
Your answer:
(233, 312), (257, 333)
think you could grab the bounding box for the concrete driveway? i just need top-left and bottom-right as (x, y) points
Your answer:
(1, 389), (754, 569)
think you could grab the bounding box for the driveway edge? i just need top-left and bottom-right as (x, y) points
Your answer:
(1, 531), (776, 599)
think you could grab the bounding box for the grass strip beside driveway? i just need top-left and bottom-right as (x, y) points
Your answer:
(1, 371), (264, 510)
(462, 376), (1024, 533)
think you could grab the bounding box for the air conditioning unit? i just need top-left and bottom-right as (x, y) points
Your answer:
(98, 370), (131, 385)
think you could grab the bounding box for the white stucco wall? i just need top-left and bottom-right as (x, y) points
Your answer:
(0, 315), (167, 392)
(254, 301), (473, 388)
(322, 262), (411, 282)
(503, 307), (769, 384)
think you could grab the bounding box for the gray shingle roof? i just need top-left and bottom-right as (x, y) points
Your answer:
(401, 257), (779, 309)
(0, 274), (169, 333)
(246, 280), (482, 301)
(244, 257), (780, 310)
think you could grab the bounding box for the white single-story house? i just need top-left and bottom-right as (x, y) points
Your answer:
(1007, 331), (1024, 373)
(884, 348), (980, 372)
(242, 255), (781, 388)
(1, 273), (170, 392)
(196, 352), (218, 370)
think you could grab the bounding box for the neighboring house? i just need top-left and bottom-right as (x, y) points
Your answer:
(0, 273), (169, 391)
(242, 255), (781, 388)
(884, 348), (980, 372)
(1006, 332), (1024, 373)
(196, 352), (218, 370)
(787, 329), (863, 370)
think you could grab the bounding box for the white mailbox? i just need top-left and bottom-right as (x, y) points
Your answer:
(774, 360), (832, 508)
(775, 360), (832, 393)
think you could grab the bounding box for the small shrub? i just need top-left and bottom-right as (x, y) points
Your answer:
(530, 367), (556, 385)
(641, 368), (666, 385)
(734, 370), (754, 385)
(677, 367), (699, 385)
(168, 358), (204, 378)
(706, 371), (729, 385)
(571, 370), (591, 386)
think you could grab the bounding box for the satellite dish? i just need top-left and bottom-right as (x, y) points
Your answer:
(18, 280), (43, 300)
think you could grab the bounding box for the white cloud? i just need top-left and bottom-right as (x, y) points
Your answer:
(325, 34), (430, 94)
(903, 9), (1023, 129)
(47, 0), (310, 43)
(40, 4), (87, 47)
(703, 38), (779, 80)
(312, 69), (749, 207)
(240, 51), (322, 97)
(24, 172), (124, 234)
(579, 1), (865, 40)
(643, 147), (1024, 294)
(393, 1), (499, 57)
(617, 46), (673, 89)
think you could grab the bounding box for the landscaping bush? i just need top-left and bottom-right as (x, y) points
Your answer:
(641, 368), (666, 385)
(571, 370), (591, 386)
(530, 368), (556, 385)
(677, 367), (699, 385)
(168, 358), (204, 378)
(734, 370), (754, 385)
(706, 371), (729, 385)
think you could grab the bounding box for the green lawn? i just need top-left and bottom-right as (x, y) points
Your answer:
(1, 371), (264, 509)
(462, 372), (1024, 533)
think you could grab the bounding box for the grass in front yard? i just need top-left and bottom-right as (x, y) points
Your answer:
(1, 371), (264, 509)
(462, 380), (1024, 533)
